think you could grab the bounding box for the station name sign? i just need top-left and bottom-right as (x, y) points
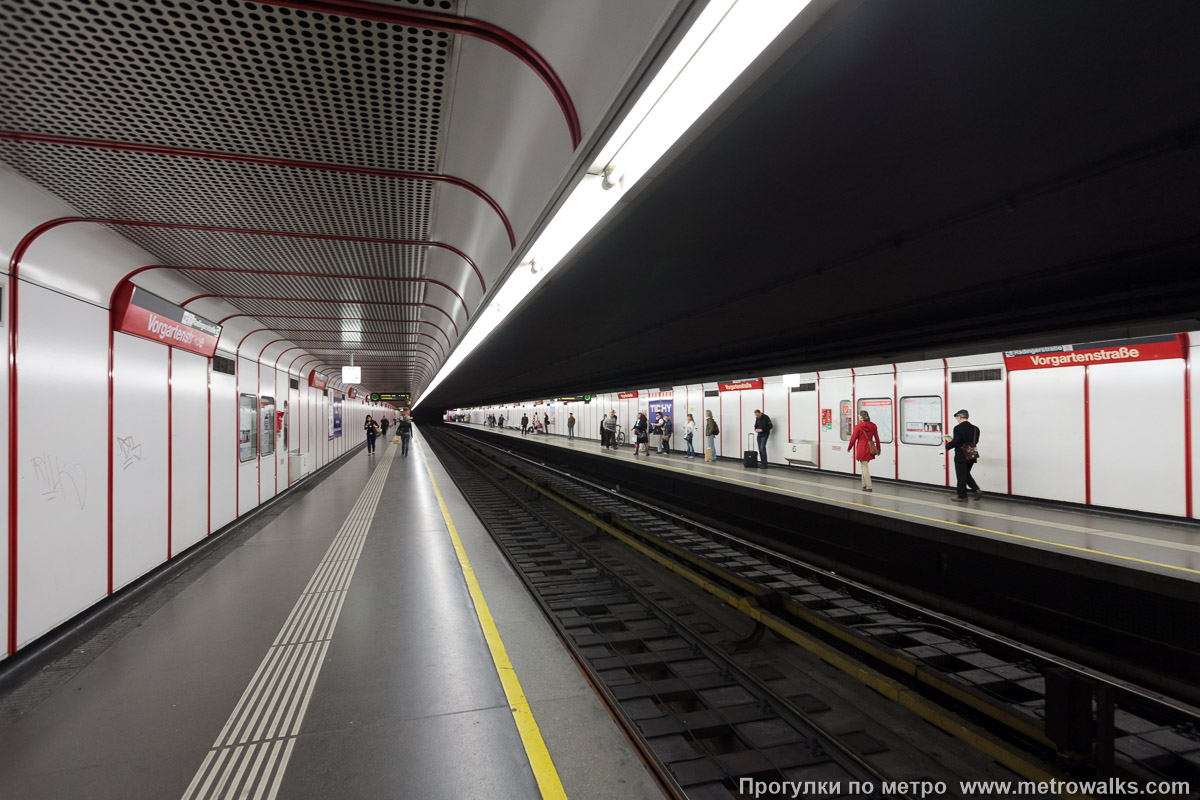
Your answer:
(308, 370), (328, 390)
(1003, 335), (1184, 371)
(370, 392), (410, 402)
(112, 284), (222, 357)
(617, 392), (638, 399)
(718, 378), (764, 391)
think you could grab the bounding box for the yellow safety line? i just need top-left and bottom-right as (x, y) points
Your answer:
(419, 444), (568, 800)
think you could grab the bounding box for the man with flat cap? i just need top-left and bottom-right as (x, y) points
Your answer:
(944, 409), (982, 502)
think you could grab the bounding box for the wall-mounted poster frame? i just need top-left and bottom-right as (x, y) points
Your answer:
(239, 393), (258, 462)
(328, 393), (343, 440)
(260, 396), (275, 457)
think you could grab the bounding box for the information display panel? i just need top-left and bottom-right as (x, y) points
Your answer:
(900, 396), (943, 445)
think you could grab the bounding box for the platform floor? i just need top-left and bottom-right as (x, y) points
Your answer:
(0, 432), (661, 800)
(452, 423), (1200, 582)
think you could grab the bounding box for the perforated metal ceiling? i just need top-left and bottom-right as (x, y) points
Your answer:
(0, 0), (471, 393)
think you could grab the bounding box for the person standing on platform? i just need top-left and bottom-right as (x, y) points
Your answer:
(520, 413), (529, 436)
(847, 410), (881, 491)
(753, 409), (773, 468)
(661, 413), (673, 455)
(945, 409), (982, 502)
(603, 411), (618, 450)
(567, 413), (576, 439)
(364, 414), (379, 455)
(398, 415), (413, 456)
(544, 412), (550, 434)
(632, 412), (649, 456)
(684, 414), (697, 459)
(704, 410), (719, 462)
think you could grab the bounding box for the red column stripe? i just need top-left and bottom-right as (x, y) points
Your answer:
(1184, 333), (1193, 518)
(1084, 366), (1092, 505)
(167, 348), (173, 559)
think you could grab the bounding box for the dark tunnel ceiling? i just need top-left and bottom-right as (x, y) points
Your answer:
(427, 0), (1200, 409)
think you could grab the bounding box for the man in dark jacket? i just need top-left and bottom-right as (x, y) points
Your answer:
(945, 409), (981, 501)
(398, 416), (413, 456)
(753, 410), (773, 468)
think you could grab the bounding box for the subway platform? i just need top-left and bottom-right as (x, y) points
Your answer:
(0, 432), (661, 800)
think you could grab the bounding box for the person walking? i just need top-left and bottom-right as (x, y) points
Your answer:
(684, 414), (697, 459)
(364, 414), (379, 455)
(945, 409), (982, 502)
(846, 410), (882, 491)
(704, 410), (719, 462)
(752, 409), (773, 468)
(380, 416), (390, 439)
(520, 413), (529, 436)
(398, 415), (413, 456)
(661, 413), (673, 455)
(567, 413), (576, 440)
(632, 412), (649, 456)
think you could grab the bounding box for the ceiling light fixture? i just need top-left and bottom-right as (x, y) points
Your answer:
(415, 0), (817, 408)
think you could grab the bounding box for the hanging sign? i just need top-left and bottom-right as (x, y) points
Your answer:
(1003, 334), (1184, 371)
(111, 284), (223, 357)
(342, 366), (361, 383)
(617, 391), (638, 399)
(556, 394), (593, 403)
(348, 388), (356, 399)
(718, 378), (764, 391)
(370, 392), (410, 402)
(309, 370), (328, 390)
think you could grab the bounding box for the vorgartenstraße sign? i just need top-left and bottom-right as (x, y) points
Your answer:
(1003, 334), (1185, 371)
(111, 284), (222, 357)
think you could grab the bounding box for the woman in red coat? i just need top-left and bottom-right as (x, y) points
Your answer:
(847, 410), (882, 492)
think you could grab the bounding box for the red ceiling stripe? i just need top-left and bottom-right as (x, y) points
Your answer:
(181, 295), (461, 337)
(254, 0), (581, 148)
(6, 215), (487, 293)
(0, 132), (514, 254)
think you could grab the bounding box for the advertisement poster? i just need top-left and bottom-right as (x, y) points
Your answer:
(329, 393), (343, 440)
(648, 397), (674, 428)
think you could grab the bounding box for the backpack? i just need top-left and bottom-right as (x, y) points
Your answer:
(711, 421), (720, 436)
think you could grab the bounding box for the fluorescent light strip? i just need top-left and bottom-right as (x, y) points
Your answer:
(416, 0), (815, 408)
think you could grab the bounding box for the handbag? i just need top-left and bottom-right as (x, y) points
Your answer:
(867, 436), (879, 456)
(960, 427), (980, 461)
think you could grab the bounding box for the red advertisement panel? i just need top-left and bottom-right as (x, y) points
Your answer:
(111, 284), (222, 357)
(618, 391), (639, 399)
(718, 378), (764, 391)
(308, 370), (328, 390)
(1003, 335), (1184, 371)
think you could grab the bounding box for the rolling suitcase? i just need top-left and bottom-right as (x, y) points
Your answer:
(743, 433), (758, 467)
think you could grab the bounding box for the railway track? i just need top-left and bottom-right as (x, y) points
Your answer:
(432, 428), (1200, 798)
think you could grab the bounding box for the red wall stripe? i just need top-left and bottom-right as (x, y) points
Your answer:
(1185, 334), (1193, 518)
(1084, 366), (1092, 505)
(167, 349), (173, 559)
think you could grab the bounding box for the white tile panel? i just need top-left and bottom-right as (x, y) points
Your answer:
(112, 334), (169, 589)
(16, 284), (109, 646)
